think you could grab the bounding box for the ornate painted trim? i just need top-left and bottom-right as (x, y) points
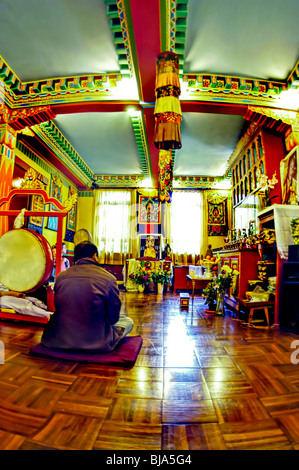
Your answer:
(246, 106), (299, 126)
(182, 73), (287, 101)
(173, 175), (223, 189)
(287, 60), (299, 88)
(15, 140), (77, 190)
(93, 174), (143, 187)
(78, 191), (94, 197)
(105, 0), (134, 78)
(130, 112), (151, 178)
(33, 122), (94, 187)
(1, 57), (122, 105)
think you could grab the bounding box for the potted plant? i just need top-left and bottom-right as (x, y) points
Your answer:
(129, 266), (151, 292)
(202, 280), (217, 313)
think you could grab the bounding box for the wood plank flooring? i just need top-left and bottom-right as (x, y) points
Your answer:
(0, 291), (299, 450)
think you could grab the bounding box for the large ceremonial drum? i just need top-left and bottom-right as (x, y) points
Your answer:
(0, 229), (54, 293)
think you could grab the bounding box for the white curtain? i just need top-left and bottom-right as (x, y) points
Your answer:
(94, 190), (133, 264)
(170, 190), (206, 262)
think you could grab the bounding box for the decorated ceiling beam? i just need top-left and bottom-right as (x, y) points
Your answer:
(173, 175), (229, 190)
(181, 73), (288, 99)
(93, 174), (143, 187)
(33, 121), (95, 187)
(127, 0), (162, 188)
(129, 111), (152, 178)
(104, 0), (134, 78)
(1, 52), (296, 113)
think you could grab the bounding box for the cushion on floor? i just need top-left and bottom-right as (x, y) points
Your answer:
(30, 335), (143, 366)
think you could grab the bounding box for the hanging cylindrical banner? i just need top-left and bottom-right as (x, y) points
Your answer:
(154, 51), (182, 151)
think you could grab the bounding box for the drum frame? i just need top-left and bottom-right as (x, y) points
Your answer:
(0, 188), (75, 280)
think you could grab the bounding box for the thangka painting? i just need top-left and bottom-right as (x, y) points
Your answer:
(46, 175), (63, 231)
(280, 147), (298, 205)
(207, 194), (228, 236)
(28, 193), (44, 234)
(138, 196), (160, 224)
(65, 187), (77, 242)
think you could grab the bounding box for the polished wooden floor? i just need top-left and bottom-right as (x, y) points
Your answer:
(1, 290), (299, 450)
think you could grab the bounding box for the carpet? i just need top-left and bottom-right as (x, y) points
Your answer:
(30, 335), (143, 366)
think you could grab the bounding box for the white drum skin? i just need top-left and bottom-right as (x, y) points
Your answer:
(0, 229), (54, 293)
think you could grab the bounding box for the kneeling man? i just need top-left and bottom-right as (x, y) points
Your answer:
(41, 242), (133, 352)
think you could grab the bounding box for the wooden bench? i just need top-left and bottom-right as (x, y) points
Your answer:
(237, 298), (275, 325)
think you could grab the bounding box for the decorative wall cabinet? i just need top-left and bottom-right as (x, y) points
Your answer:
(230, 124), (285, 211)
(219, 249), (260, 309)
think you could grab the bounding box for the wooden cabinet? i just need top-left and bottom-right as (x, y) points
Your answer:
(173, 266), (189, 292)
(219, 249), (261, 308)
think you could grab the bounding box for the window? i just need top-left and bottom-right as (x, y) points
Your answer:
(94, 190), (132, 261)
(170, 191), (204, 255)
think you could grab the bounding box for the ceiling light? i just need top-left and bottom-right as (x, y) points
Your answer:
(114, 77), (139, 100)
(139, 177), (153, 188)
(126, 106), (139, 117)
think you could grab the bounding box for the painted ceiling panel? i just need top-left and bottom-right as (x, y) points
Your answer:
(184, 0), (299, 80)
(54, 113), (142, 175)
(0, 0), (119, 82)
(174, 113), (245, 176)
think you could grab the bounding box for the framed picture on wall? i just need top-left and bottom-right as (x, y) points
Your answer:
(280, 147), (298, 205)
(46, 175), (63, 231)
(28, 193), (45, 234)
(207, 193), (228, 236)
(138, 234), (161, 259)
(138, 196), (160, 224)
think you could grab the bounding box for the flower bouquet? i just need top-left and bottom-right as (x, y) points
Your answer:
(129, 266), (151, 292)
(152, 267), (170, 285)
(152, 266), (170, 290)
(214, 265), (239, 315)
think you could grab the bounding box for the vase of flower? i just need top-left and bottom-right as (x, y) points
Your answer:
(214, 265), (239, 316)
(215, 290), (225, 315)
(152, 266), (170, 295)
(129, 265), (151, 293)
(203, 280), (217, 314)
(157, 283), (164, 294)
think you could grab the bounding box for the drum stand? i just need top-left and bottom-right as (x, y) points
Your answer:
(0, 187), (76, 324)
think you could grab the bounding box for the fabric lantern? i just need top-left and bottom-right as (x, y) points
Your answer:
(154, 51), (182, 203)
(154, 51), (182, 150)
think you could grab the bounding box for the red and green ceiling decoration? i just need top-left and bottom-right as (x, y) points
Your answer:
(1, 0), (299, 191)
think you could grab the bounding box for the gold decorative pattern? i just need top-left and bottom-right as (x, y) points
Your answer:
(20, 168), (42, 189)
(248, 106), (299, 126)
